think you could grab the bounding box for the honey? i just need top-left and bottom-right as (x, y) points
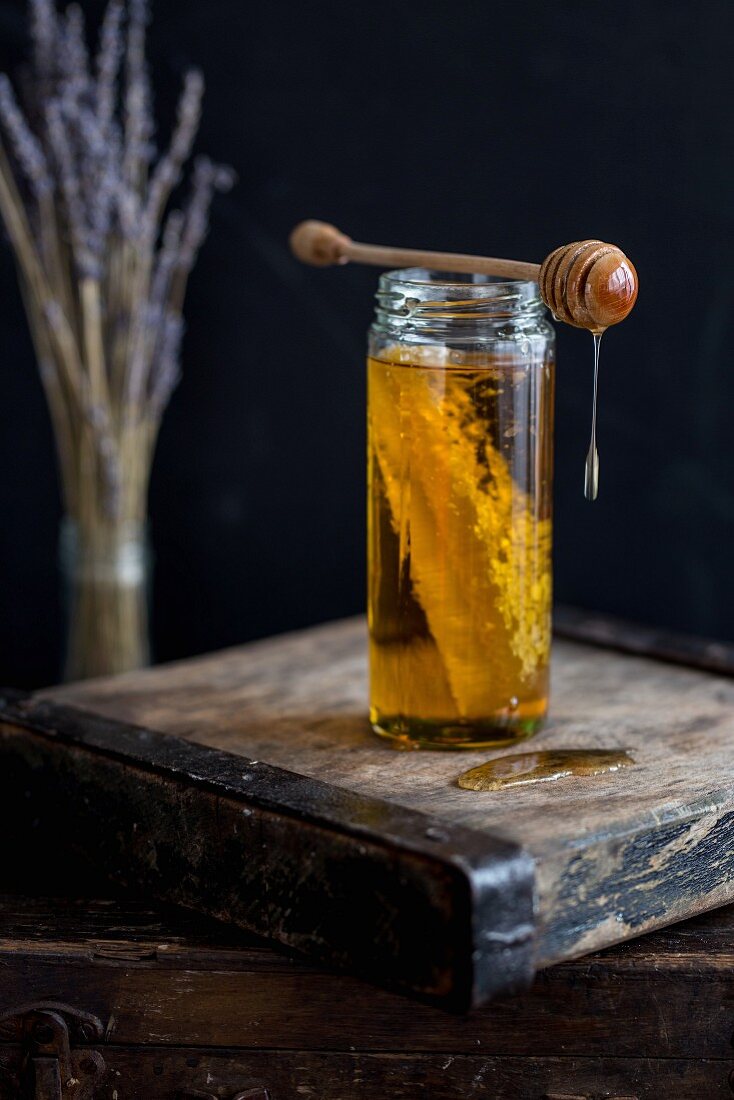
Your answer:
(368, 341), (553, 750)
(457, 749), (634, 791)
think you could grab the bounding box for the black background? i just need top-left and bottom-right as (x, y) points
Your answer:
(0, 0), (731, 687)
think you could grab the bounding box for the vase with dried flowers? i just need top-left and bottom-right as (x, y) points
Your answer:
(0, 0), (233, 679)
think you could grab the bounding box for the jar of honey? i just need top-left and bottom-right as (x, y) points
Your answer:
(367, 270), (555, 749)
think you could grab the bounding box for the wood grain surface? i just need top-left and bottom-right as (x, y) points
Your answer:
(0, 894), (732, 1056)
(45, 616), (734, 966)
(1, 895), (734, 1098)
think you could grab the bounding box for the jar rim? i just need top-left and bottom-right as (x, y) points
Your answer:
(374, 267), (546, 331)
(379, 267), (540, 300)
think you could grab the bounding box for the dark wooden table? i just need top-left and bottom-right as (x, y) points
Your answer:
(0, 890), (733, 1098)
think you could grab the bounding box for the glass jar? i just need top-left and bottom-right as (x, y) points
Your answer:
(367, 270), (554, 749)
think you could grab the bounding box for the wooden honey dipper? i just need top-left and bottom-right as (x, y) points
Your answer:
(289, 220), (638, 331)
(291, 220), (639, 499)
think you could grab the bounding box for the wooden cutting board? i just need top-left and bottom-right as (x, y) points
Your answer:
(2, 610), (734, 1011)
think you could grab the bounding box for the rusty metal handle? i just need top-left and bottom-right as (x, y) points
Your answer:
(0, 1002), (106, 1100)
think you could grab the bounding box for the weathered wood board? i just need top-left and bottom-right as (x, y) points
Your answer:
(2, 612), (734, 1009)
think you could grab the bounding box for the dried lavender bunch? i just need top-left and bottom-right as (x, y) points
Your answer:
(0, 0), (233, 678)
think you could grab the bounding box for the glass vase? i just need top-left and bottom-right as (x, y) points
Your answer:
(59, 516), (152, 682)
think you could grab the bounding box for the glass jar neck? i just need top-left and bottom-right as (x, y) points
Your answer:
(371, 267), (547, 344)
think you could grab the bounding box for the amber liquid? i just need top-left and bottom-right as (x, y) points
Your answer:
(368, 346), (553, 749)
(457, 750), (634, 791)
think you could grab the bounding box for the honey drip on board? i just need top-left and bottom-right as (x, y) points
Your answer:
(457, 748), (634, 791)
(584, 331), (603, 501)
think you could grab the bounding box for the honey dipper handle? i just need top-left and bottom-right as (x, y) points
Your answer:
(347, 239), (541, 282)
(289, 220), (540, 281)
